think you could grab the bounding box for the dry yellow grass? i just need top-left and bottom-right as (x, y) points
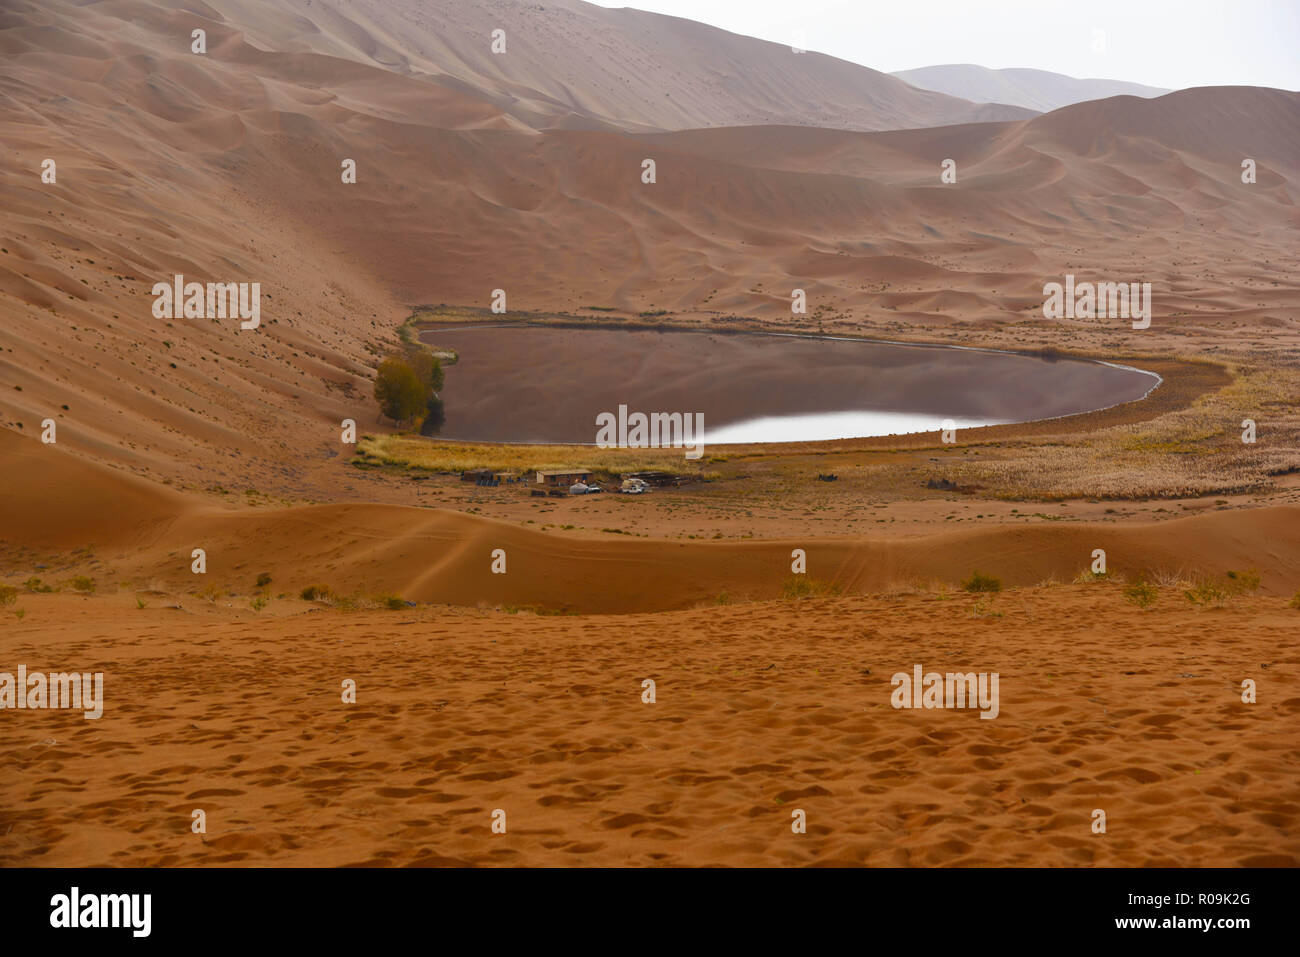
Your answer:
(355, 433), (724, 477)
(944, 361), (1300, 499)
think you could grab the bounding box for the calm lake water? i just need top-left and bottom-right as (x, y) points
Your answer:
(420, 325), (1160, 445)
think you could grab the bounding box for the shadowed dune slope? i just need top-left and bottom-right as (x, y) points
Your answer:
(0, 428), (186, 547)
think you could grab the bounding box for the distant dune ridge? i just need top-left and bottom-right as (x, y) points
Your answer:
(892, 64), (1173, 113)
(197, 0), (1037, 132)
(2, 0), (1297, 487)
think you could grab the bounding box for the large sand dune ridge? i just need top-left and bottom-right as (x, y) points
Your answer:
(3, 0), (1297, 488)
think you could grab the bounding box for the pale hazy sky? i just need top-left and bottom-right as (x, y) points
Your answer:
(589, 0), (1300, 91)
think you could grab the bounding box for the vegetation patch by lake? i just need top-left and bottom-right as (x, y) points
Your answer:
(355, 433), (724, 478)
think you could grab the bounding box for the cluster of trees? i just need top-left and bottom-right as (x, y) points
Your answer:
(373, 349), (445, 435)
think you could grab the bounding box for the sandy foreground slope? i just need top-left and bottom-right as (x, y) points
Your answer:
(1, 589), (1296, 867)
(2, 430), (1299, 867)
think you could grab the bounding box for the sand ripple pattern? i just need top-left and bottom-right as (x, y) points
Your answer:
(1, 591), (1296, 867)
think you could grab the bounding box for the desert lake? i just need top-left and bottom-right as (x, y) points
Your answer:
(419, 325), (1161, 445)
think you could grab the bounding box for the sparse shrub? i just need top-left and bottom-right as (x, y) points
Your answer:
(782, 577), (814, 600)
(1225, 568), (1261, 595)
(69, 575), (95, 593)
(968, 595), (1002, 618)
(1290, 591), (1300, 610)
(135, 597), (147, 609)
(498, 602), (566, 616)
(250, 595), (268, 612)
(24, 577), (52, 593)
(0, 585), (17, 606)
(1185, 579), (1229, 607)
(301, 584), (333, 602)
(1124, 580), (1159, 609)
(1073, 568), (1109, 584)
(374, 594), (406, 610)
(1149, 567), (1189, 588)
(962, 571), (1002, 594)
(199, 583), (223, 603)
(1185, 569), (1262, 607)
(255, 572), (272, 589)
(781, 576), (842, 600)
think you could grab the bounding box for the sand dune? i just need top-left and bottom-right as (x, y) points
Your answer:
(5, 431), (1299, 614)
(4, 420), (1297, 868)
(2, 587), (1296, 867)
(893, 64), (1172, 113)
(3, 0), (1296, 492)
(103, 501), (1300, 613)
(179, 0), (1035, 133)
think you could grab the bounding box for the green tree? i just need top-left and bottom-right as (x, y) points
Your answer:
(407, 350), (444, 394)
(420, 394), (446, 436)
(407, 350), (446, 435)
(374, 357), (428, 425)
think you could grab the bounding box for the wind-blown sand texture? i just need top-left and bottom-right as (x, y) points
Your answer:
(2, 589), (1296, 867)
(2, 431), (1299, 866)
(1, 0), (1298, 868)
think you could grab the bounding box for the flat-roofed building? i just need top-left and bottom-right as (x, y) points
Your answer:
(535, 469), (592, 487)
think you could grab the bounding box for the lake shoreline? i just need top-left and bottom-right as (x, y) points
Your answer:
(417, 322), (1163, 446)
